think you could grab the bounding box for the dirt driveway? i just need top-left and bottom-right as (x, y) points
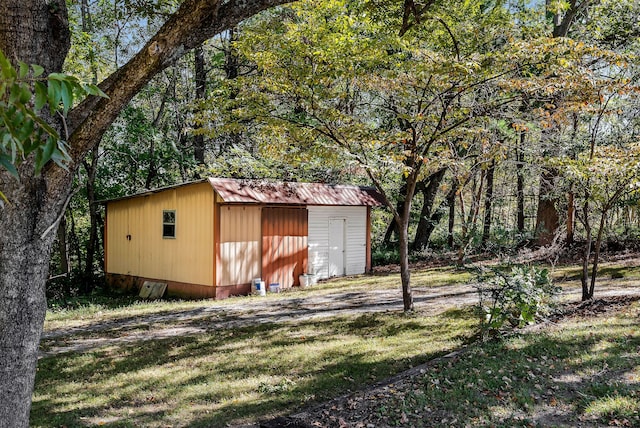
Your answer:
(39, 279), (638, 358)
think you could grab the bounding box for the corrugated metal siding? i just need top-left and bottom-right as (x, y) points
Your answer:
(308, 206), (367, 279)
(262, 207), (308, 288)
(105, 182), (214, 286)
(219, 205), (261, 286)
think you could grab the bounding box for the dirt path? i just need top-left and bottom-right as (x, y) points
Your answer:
(39, 281), (639, 358)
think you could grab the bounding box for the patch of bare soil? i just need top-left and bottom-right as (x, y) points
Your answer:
(552, 294), (640, 320)
(257, 295), (640, 428)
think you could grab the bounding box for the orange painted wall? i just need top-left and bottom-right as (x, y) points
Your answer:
(261, 207), (308, 289)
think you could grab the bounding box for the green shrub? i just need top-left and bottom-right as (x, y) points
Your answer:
(474, 265), (561, 341)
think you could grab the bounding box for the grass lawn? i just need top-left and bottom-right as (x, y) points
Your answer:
(33, 274), (476, 427)
(32, 261), (640, 427)
(363, 300), (640, 428)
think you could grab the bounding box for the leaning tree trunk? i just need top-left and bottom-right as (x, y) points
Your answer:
(0, 0), (296, 426)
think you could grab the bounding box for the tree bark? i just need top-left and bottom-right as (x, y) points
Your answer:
(516, 133), (526, 232)
(193, 45), (206, 165)
(535, 169), (560, 246)
(481, 159), (495, 247)
(580, 197), (593, 301)
(566, 191), (575, 244)
(56, 215), (70, 278)
(397, 171), (418, 312)
(412, 168), (446, 251)
(447, 181), (456, 248)
(83, 148), (100, 285)
(0, 0), (295, 425)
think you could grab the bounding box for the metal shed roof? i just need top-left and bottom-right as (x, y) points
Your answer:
(100, 178), (385, 207)
(209, 178), (385, 206)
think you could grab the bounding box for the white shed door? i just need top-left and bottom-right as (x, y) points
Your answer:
(328, 219), (345, 277)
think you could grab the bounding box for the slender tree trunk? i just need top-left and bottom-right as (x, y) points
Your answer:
(69, 208), (83, 274)
(83, 148), (100, 285)
(589, 211), (607, 299)
(481, 159), (495, 247)
(397, 169), (419, 312)
(57, 215), (70, 278)
(567, 191), (575, 244)
(193, 45), (206, 165)
(580, 197), (593, 301)
(447, 182), (456, 248)
(516, 133), (526, 232)
(398, 218), (414, 311)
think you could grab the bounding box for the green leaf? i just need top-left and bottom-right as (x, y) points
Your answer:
(47, 79), (61, 114)
(31, 64), (44, 78)
(47, 73), (68, 81)
(35, 137), (56, 174)
(34, 81), (48, 111)
(18, 62), (28, 79)
(0, 154), (19, 178)
(60, 80), (74, 116)
(84, 84), (108, 98)
(19, 83), (31, 104)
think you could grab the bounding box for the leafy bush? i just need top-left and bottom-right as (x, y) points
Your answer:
(372, 246), (400, 266)
(474, 265), (561, 341)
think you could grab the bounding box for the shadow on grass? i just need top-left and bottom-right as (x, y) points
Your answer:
(369, 310), (640, 428)
(32, 309), (476, 427)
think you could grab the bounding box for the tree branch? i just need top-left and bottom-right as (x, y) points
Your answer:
(52, 0), (294, 187)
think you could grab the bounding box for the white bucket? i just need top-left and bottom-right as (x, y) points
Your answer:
(299, 274), (315, 288)
(258, 281), (266, 296)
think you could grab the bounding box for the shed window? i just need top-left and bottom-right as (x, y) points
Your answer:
(163, 210), (176, 238)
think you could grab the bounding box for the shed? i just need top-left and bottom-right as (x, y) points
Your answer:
(104, 178), (384, 299)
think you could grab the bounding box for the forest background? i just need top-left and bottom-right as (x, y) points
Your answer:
(46, 0), (640, 304)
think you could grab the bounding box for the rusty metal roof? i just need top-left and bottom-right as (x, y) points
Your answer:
(209, 178), (385, 207)
(100, 178), (385, 207)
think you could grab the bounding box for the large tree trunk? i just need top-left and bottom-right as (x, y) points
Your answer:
(0, 198), (59, 427)
(0, 0), (295, 425)
(0, 1), (71, 426)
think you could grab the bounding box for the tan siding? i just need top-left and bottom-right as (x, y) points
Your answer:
(105, 182), (214, 286)
(105, 200), (139, 275)
(219, 205), (262, 286)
